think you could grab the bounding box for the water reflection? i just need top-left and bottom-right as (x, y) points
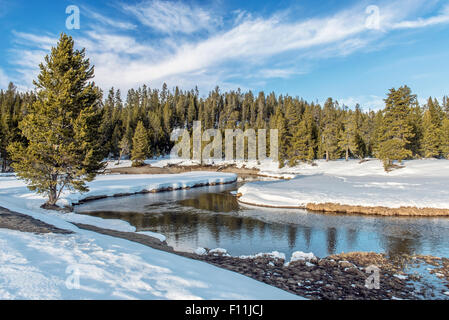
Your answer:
(179, 193), (240, 213)
(75, 183), (449, 259)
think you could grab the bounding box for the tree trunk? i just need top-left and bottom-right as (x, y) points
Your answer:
(47, 174), (59, 206)
(326, 150), (329, 162)
(346, 148), (349, 161)
(47, 186), (58, 206)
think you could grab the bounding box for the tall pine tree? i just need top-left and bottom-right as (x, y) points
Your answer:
(422, 97), (443, 158)
(8, 34), (104, 208)
(131, 121), (149, 166)
(377, 86), (416, 169)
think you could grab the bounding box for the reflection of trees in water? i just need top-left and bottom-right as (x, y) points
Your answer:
(80, 206), (270, 244)
(327, 228), (337, 255)
(383, 233), (422, 258)
(378, 222), (423, 258)
(346, 228), (358, 249)
(302, 226), (312, 248)
(78, 195), (437, 260)
(288, 226), (297, 249)
(179, 193), (240, 213)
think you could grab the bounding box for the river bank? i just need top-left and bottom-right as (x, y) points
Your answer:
(69, 221), (449, 300)
(72, 174), (238, 206)
(2, 202), (449, 300)
(107, 163), (279, 180)
(237, 159), (449, 217)
(0, 206), (72, 234)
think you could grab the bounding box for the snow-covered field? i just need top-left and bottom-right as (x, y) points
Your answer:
(0, 172), (300, 300)
(238, 159), (449, 209)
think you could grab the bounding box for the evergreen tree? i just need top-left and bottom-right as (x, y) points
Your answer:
(441, 117), (449, 159)
(321, 98), (340, 161)
(377, 86), (416, 170)
(0, 83), (24, 172)
(349, 105), (367, 159)
(338, 109), (353, 161)
(131, 121), (149, 166)
(372, 110), (384, 157)
(422, 97), (443, 158)
(443, 96), (449, 117)
(99, 87), (115, 157)
(269, 106), (287, 167)
(407, 101), (423, 157)
(8, 34), (104, 208)
(289, 105), (316, 164)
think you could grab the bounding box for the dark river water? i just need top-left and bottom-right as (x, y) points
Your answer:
(74, 180), (449, 259)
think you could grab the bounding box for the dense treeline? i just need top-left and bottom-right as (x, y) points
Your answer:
(0, 83), (36, 172)
(1, 81), (449, 172)
(96, 83), (449, 169)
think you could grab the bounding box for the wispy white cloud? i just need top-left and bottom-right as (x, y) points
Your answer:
(392, 3), (449, 29)
(122, 0), (221, 34)
(7, 0), (449, 94)
(12, 31), (57, 51)
(84, 7), (137, 30)
(0, 68), (9, 89)
(337, 95), (386, 111)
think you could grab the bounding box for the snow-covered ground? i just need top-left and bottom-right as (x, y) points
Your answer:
(106, 157), (449, 209)
(0, 228), (299, 300)
(238, 159), (449, 209)
(0, 172), (300, 300)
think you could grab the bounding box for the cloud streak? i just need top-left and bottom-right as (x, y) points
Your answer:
(122, 0), (221, 34)
(392, 3), (449, 29)
(0, 68), (9, 88)
(5, 0), (449, 94)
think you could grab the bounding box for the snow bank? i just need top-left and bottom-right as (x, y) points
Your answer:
(0, 173), (300, 300)
(137, 231), (167, 243)
(209, 248), (230, 256)
(106, 157), (283, 173)
(0, 229), (300, 300)
(62, 172), (237, 206)
(238, 159), (449, 209)
(289, 252), (316, 263)
(0, 172), (237, 234)
(239, 251), (286, 261)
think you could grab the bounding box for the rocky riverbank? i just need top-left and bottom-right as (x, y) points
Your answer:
(194, 251), (449, 300)
(74, 223), (449, 300)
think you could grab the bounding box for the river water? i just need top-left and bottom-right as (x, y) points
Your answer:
(75, 180), (449, 259)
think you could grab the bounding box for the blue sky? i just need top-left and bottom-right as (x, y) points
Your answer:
(0, 0), (449, 109)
